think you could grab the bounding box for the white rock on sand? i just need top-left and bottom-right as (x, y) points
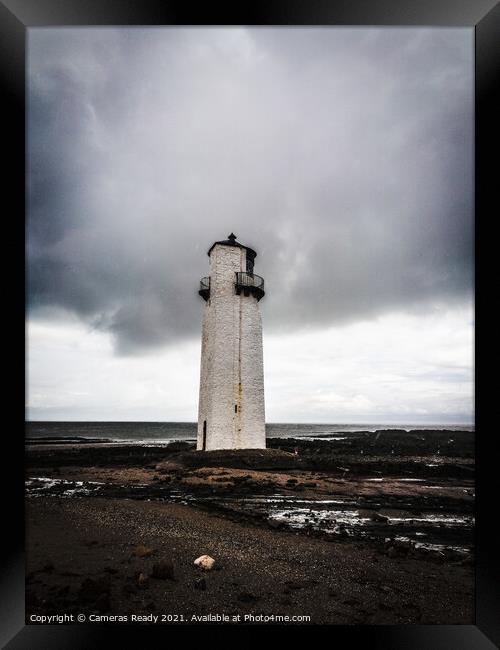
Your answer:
(194, 555), (215, 570)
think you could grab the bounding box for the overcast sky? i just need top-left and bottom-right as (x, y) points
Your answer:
(27, 27), (474, 424)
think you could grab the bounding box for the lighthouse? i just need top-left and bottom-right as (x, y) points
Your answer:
(197, 234), (266, 451)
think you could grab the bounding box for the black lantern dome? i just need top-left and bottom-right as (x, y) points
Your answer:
(207, 233), (257, 260)
(199, 234), (264, 302)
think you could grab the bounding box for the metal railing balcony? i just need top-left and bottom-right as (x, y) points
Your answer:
(235, 272), (265, 301)
(198, 276), (210, 301)
(198, 273), (265, 302)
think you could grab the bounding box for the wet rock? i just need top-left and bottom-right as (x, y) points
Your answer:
(137, 572), (149, 588)
(166, 441), (194, 453)
(284, 580), (306, 590)
(194, 577), (207, 591)
(151, 560), (175, 580)
(132, 544), (155, 558)
(95, 592), (111, 613)
(194, 555), (215, 571)
(104, 567), (118, 575)
(442, 547), (462, 561)
(237, 591), (258, 603)
(371, 513), (389, 523)
(430, 550), (446, 562)
(394, 539), (413, 553)
(78, 577), (110, 603)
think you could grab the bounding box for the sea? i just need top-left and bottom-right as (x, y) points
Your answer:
(25, 421), (475, 445)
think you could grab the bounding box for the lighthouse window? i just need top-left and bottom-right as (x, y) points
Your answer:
(235, 404), (238, 413)
(246, 258), (254, 274)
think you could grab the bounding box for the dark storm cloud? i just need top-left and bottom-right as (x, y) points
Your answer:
(28, 27), (473, 353)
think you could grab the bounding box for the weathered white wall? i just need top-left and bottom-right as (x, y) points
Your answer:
(238, 296), (266, 448)
(197, 244), (266, 450)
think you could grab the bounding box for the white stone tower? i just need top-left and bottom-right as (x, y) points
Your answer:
(197, 234), (266, 451)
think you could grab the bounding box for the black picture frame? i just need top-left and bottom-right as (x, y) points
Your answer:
(3, 0), (498, 646)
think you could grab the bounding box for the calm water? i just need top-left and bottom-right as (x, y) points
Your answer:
(25, 421), (474, 444)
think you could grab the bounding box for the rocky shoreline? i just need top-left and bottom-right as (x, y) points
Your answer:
(25, 430), (474, 624)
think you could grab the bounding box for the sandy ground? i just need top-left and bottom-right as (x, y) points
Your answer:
(26, 496), (474, 625)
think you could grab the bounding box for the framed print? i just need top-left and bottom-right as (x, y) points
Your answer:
(2, 0), (498, 647)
